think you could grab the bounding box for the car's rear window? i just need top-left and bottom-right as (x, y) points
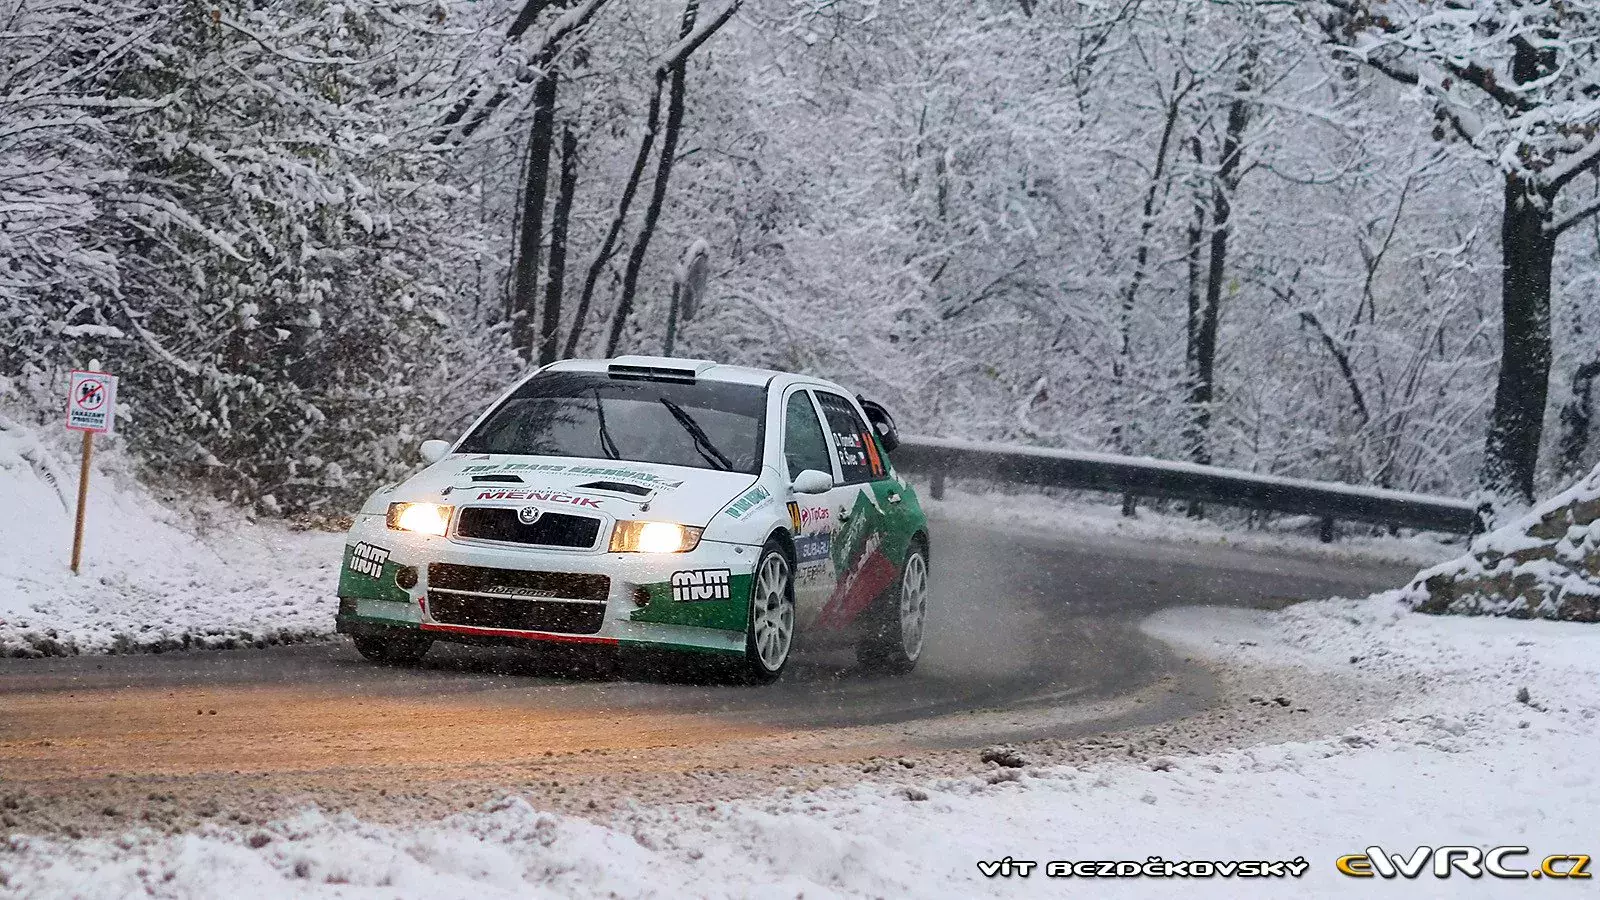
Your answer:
(458, 371), (767, 474)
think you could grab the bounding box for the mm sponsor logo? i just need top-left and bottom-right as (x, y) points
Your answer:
(723, 485), (771, 519)
(474, 489), (601, 508)
(347, 542), (390, 579)
(795, 533), (830, 566)
(1337, 847), (1592, 880)
(671, 569), (732, 602)
(797, 505), (830, 528)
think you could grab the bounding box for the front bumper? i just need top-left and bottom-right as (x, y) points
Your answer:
(334, 516), (755, 656)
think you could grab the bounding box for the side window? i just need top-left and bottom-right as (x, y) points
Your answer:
(783, 391), (834, 479)
(815, 392), (886, 484)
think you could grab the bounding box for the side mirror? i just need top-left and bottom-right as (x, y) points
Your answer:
(790, 469), (833, 494)
(857, 398), (900, 453)
(418, 439), (452, 465)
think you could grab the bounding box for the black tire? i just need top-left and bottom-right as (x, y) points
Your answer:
(741, 540), (796, 683)
(856, 541), (928, 675)
(351, 632), (433, 666)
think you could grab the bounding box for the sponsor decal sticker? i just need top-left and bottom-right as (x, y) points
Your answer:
(832, 500), (873, 567)
(459, 462), (684, 490)
(347, 542), (390, 579)
(862, 428), (884, 476)
(723, 485), (771, 519)
(671, 569), (732, 602)
(787, 501), (801, 532)
(474, 489), (602, 508)
(798, 505), (830, 528)
(479, 584), (559, 599)
(795, 533), (830, 567)
(796, 566), (830, 587)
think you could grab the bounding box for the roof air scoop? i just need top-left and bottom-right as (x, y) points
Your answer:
(607, 355), (716, 383)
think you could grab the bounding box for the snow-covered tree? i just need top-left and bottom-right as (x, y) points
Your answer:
(1318, 0), (1600, 502)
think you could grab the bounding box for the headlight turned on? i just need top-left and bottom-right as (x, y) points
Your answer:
(610, 521), (703, 553)
(386, 502), (454, 537)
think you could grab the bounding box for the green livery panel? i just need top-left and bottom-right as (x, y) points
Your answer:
(628, 572), (752, 632)
(337, 542), (411, 604)
(833, 478), (924, 571)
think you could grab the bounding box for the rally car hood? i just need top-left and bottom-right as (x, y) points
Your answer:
(370, 453), (760, 528)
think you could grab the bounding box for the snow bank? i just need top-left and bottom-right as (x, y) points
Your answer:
(0, 415), (340, 657)
(5, 593), (1594, 897)
(1399, 463), (1600, 621)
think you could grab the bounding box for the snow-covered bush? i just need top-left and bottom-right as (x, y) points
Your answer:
(4, 0), (511, 510)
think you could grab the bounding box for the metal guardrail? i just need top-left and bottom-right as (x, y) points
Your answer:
(892, 436), (1485, 539)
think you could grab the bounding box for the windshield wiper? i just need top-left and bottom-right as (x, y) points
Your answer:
(594, 391), (621, 460)
(659, 398), (733, 471)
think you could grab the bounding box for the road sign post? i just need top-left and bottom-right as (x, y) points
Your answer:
(64, 370), (117, 575)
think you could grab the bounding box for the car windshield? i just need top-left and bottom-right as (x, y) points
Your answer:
(458, 371), (766, 474)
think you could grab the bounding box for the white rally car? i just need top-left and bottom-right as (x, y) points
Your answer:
(335, 356), (930, 682)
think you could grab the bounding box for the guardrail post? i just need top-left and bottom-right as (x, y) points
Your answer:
(1473, 502), (1494, 537)
(931, 470), (945, 501)
(1320, 517), (1335, 543)
(1121, 493), (1137, 517)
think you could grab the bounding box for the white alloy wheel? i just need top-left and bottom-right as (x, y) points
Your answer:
(747, 547), (794, 679)
(856, 543), (928, 675)
(898, 550), (928, 661)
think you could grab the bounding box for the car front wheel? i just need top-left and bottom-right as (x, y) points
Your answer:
(742, 542), (795, 683)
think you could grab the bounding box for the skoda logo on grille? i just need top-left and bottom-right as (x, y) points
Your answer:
(517, 506), (543, 525)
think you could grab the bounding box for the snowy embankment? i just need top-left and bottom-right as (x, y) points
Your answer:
(5, 593), (1594, 897)
(0, 416), (340, 657)
(1403, 463), (1600, 621)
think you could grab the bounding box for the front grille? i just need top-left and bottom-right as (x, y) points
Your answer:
(426, 563), (609, 634)
(454, 507), (602, 549)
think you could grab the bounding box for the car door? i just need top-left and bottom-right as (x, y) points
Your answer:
(810, 390), (903, 630)
(779, 387), (843, 626)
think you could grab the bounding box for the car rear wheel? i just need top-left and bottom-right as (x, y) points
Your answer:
(856, 543), (927, 675)
(351, 632), (433, 666)
(742, 542), (795, 683)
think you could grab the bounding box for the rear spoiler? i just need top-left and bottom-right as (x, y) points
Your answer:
(856, 396), (902, 452)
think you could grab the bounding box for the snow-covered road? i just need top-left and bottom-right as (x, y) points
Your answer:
(3, 592), (1594, 898)
(9, 418), (1591, 898)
